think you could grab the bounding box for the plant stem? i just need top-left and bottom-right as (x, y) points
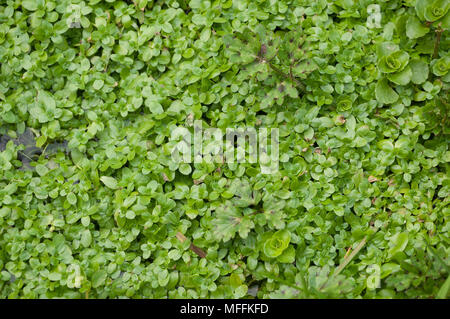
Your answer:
(319, 236), (368, 291)
(334, 236), (368, 277)
(433, 26), (443, 59)
(176, 231), (207, 258)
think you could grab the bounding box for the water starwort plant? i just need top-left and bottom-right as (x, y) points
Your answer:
(0, 0), (448, 299)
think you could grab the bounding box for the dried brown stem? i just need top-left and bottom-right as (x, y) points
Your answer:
(176, 232), (207, 258)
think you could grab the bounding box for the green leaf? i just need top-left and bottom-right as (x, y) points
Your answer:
(229, 273), (242, 288)
(80, 229), (92, 248)
(277, 246), (296, 263)
(183, 48), (195, 59)
(36, 164), (49, 176)
(67, 192), (77, 205)
(147, 101), (164, 114)
(91, 270), (107, 288)
(100, 176), (118, 189)
(48, 272), (62, 281)
(168, 249), (182, 260)
(410, 59), (429, 84)
(437, 275), (450, 299)
(179, 163), (192, 175)
(93, 79), (104, 90)
(375, 78), (399, 104)
(234, 285), (248, 298)
(125, 210), (136, 219)
(22, 0), (38, 11)
(387, 66), (412, 85)
(213, 202), (254, 242)
(388, 232), (409, 259)
(406, 16), (429, 39)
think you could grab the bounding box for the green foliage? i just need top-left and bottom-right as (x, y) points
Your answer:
(0, 0), (449, 299)
(415, 0), (449, 24)
(262, 229), (291, 259)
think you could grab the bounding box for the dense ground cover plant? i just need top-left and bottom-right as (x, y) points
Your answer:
(0, 0), (449, 299)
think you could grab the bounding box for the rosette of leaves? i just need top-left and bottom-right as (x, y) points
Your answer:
(260, 230), (295, 263)
(223, 25), (306, 92)
(378, 49), (412, 85)
(415, 0), (450, 26)
(336, 95), (355, 112)
(212, 201), (255, 242)
(431, 55), (450, 77)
